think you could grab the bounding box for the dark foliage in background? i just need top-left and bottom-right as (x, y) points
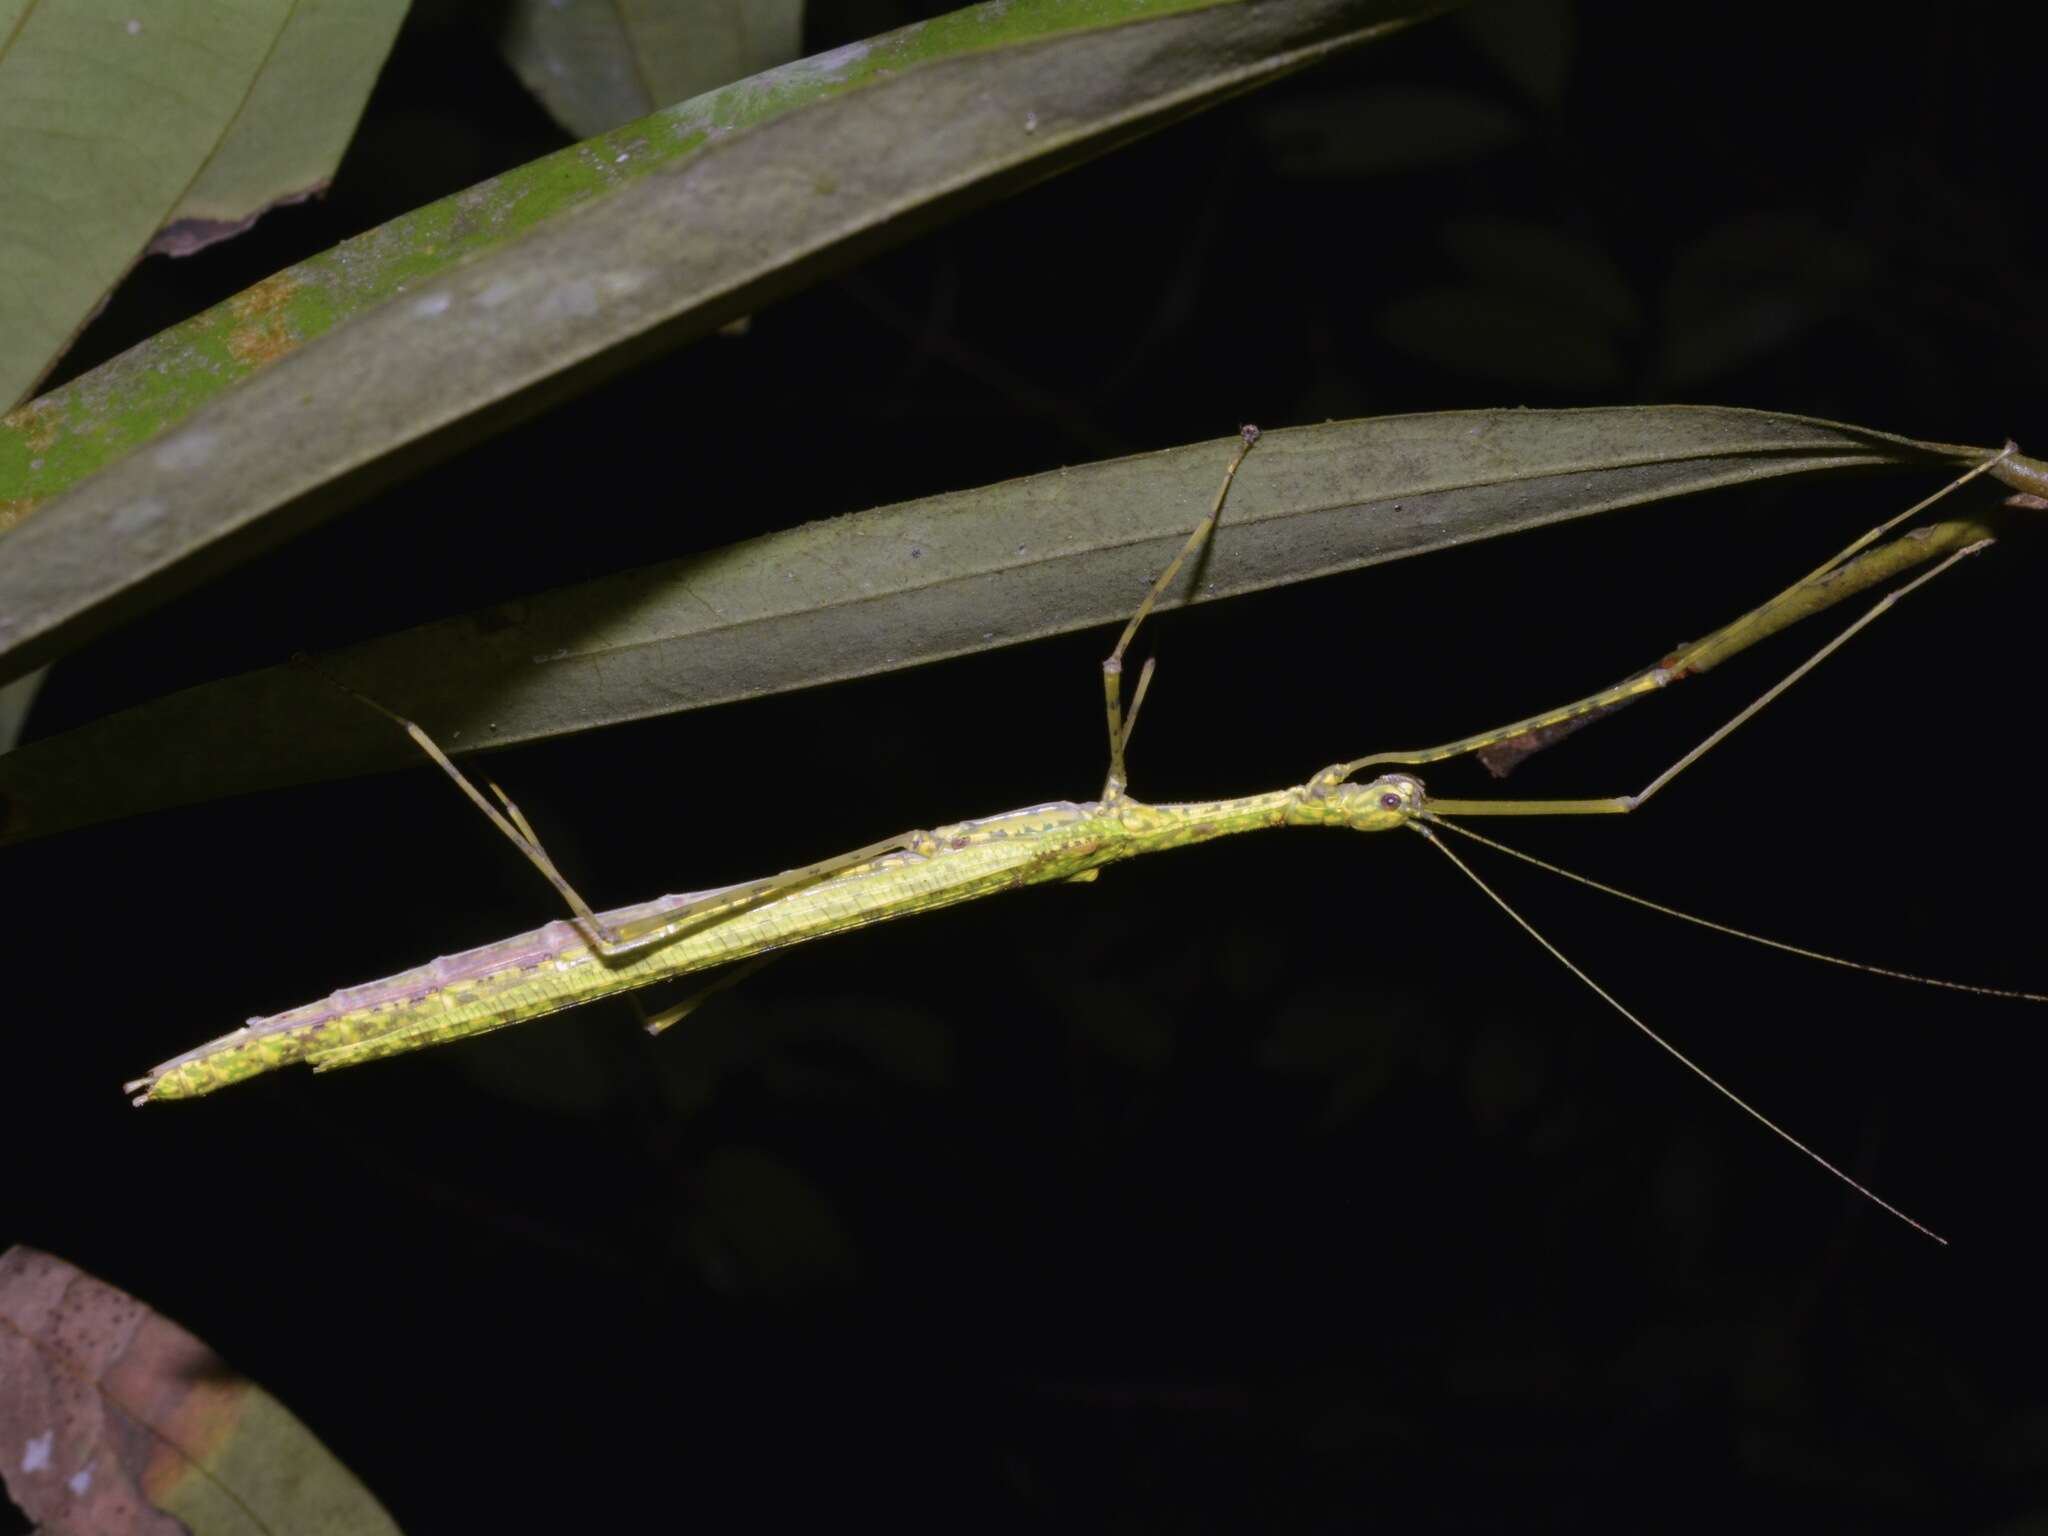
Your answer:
(9, 2), (2046, 1529)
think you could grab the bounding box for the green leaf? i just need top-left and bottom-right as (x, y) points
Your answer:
(0, 406), (1996, 844)
(0, 0), (1453, 684)
(0, 1245), (401, 1535)
(498, 0), (806, 138)
(0, 0), (408, 405)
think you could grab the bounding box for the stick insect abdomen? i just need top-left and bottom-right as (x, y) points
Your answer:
(134, 801), (1124, 1101)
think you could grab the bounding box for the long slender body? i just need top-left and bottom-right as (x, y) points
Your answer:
(128, 432), (2023, 1240)
(134, 778), (1404, 1101)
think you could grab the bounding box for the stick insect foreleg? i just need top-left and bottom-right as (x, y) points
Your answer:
(1321, 446), (2015, 815)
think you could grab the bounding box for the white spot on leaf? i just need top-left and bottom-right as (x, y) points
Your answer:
(68, 1462), (93, 1494)
(475, 279), (522, 309)
(154, 430), (217, 471)
(21, 1431), (52, 1472)
(777, 40), (870, 83)
(412, 291), (452, 318)
(539, 279), (599, 320)
(111, 496), (169, 535)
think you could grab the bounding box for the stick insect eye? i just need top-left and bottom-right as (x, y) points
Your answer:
(1379, 790), (1404, 811)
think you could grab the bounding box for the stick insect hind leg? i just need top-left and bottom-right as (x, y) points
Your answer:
(302, 660), (942, 964)
(479, 776), (781, 1035)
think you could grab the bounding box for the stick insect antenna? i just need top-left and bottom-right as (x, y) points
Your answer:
(1409, 821), (1947, 1244)
(1428, 816), (2048, 1003)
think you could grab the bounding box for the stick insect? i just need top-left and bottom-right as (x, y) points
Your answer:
(130, 430), (2038, 1241)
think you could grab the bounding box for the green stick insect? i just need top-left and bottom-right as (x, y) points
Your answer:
(130, 430), (2040, 1242)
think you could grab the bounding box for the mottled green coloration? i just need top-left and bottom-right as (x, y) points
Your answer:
(0, 0), (1244, 520)
(134, 774), (1413, 1101)
(0, 0), (1449, 688)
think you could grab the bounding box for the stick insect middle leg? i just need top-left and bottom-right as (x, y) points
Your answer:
(1099, 424), (1263, 800)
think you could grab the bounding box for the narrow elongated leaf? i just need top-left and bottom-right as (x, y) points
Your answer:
(500, 0), (806, 138)
(0, 0), (1451, 685)
(0, 0), (407, 405)
(0, 1246), (401, 1535)
(0, 406), (2005, 844)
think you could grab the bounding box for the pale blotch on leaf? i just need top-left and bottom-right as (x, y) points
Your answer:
(110, 497), (169, 537)
(154, 431), (218, 472)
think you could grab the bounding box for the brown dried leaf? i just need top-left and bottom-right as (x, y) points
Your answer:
(0, 1246), (400, 1536)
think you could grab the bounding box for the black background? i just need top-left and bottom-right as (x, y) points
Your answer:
(9, 2), (2048, 1529)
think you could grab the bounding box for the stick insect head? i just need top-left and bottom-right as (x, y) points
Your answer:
(1308, 771), (1426, 833)
(1357, 772), (1426, 829)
